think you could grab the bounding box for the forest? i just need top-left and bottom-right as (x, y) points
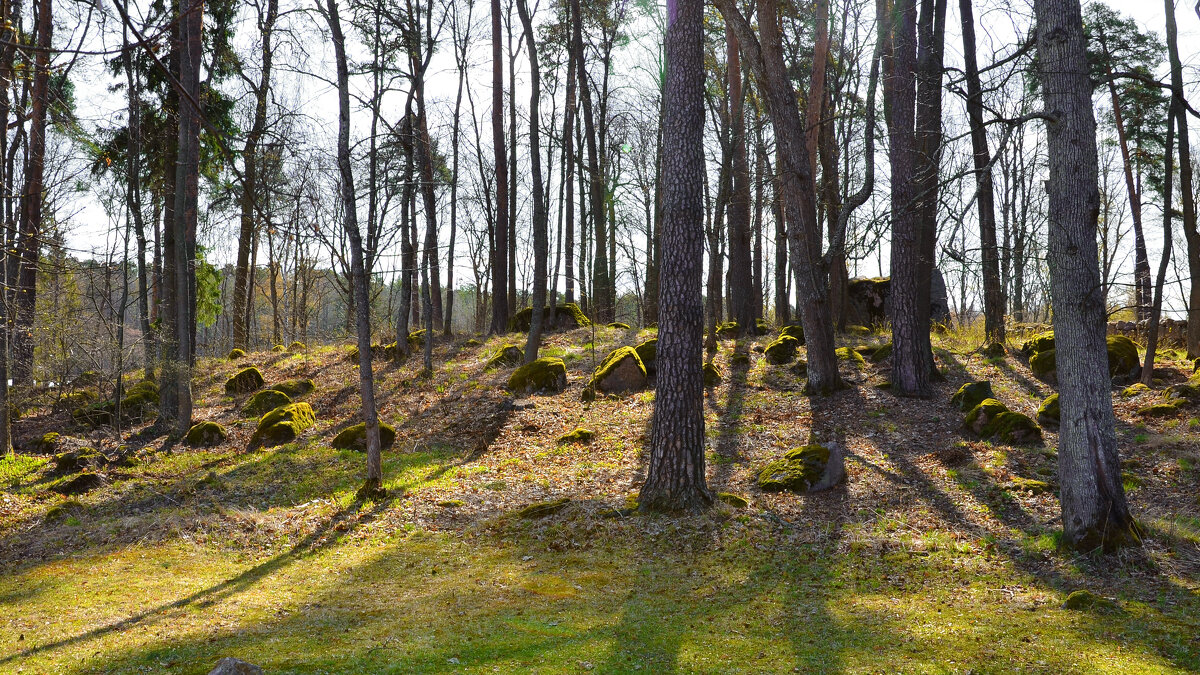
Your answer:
(1, 0), (1200, 670)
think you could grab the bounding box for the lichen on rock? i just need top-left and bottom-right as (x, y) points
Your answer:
(184, 421), (228, 448)
(507, 357), (568, 395)
(331, 422), (397, 452)
(764, 335), (799, 365)
(225, 367), (265, 395)
(250, 402), (316, 448)
(950, 381), (994, 412)
(757, 444), (844, 493)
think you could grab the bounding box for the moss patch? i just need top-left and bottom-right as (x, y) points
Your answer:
(507, 358), (568, 395)
(1061, 589), (1121, 613)
(718, 492), (749, 508)
(268, 379), (316, 398)
(764, 335), (799, 365)
(250, 402), (316, 448)
(1122, 383), (1151, 398)
(331, 422), (397, 452)
(606, 322), (631, 330)
(228, 348), (247, 360)
(485, 345), (524, 371)
(184, 421), (228, 448)
(225, 367), (265, 395)
(242, 389), (294, 417)
(950, 381), (994, 412)
(513, 497), (571, 519)
(835, 347), (866, 366)
(557, 428), (595, 445)
(1138, 402), (1180, 418)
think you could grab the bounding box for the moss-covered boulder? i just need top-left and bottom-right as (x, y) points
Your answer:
(331, 422), (397, 452)
(764, 335), (800, 365)
(1122, 383), (1151, 398)
(1138, 402), (1179, 418)
(184, 421), (228, 448)
(250, 402), (316, 448)
(513, 497), (571, 519)
(508, 304), (592, 331)
(507, 358), (568, 394)
(288, 341), (307, 352)
(835, 346), (866, 366)
(867, 342), (893, 363)
(1030, 348), (1057, 381)
(757, 444), (845, 493)
(754, 319), (773, 336)
(557, 428), (595, 444)
(1061, 589), (1121, 613)
(485, 344), (524, 370)
(53, 472), (105, 496)
(730, 353), (751, 367)
(1021, 331), (1055, 356)
(982, 342), (1006, 359)
(121, 380), (159, 419)
(228, 348), (247, 360)
(463, 338), (483, 347)
(72, 401), (115, 428)
(33, 432), (61, 454)
(268, 379), (315, 398)
(1162, 383), (1200, 404)
(1037, 393), (1060, 431)
(950, 381), (994, 412)
(718, 492), (749, 508)
(703, 362), (722, 387)
(408, 329), (427, 347)
(225, 367), (265, 395)
(55, 390), (96, 411)
(51, 448), (104, 475)
(779, 325), (805, 344)
(588, 346), (646, 395)
(635, 338), (658, 375)
(1107, 335), (1141, 382)
(242, 389), (293, 416)
(272, 344), (287, 352)
(982, 411), (1043, 445)
(715, 321), (740, 339)
(607, 322), (631, 330)
(1007, 476), (1053, 495)
(964, 398), (1010, 435)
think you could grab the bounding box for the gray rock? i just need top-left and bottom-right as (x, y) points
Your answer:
(208, 657), (264, 675)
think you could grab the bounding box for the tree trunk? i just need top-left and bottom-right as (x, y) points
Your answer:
(1164, 0), (1198, 357)
(1142, 107), (1175, 386)
(490, 0), (509, 333)
(1033, 0), (1140, 551)
(571, 0), (612, 322)
(327, 0), (384, 499)
(726, 30), (754, 336)
(640, 0), (712, 513)
(516, 0), (547, 362)
(123, 21), (154, 378)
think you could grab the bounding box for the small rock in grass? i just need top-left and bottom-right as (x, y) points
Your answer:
(718, 492), (749, 508)
(331, 422), (397, 452)
(950, 381), (994, 412)
(557, 428), (595, 445)
(184, 421), (228, 448)
(1061, 590), (1121, 613)
(208, 657), (264, 675)
(513, 497), (571, 519)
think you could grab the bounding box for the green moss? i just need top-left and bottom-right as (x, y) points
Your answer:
(867, 342), (893, 362)
(437, 499), (465, 508)
(408, 330), (427, 347)
(950, 381), (994, 412)
(331, 422), (397, 452)
(513, 497), (571, 519)
(72, 401), (115, 428)
(1061, 589), (1120, 612)
(1029, 348), (1057, 379)
(1138, 402), (1179, 418)
(754, 319), (772, 336)
(844, 325), (872, 336)
(715, 321), (740, 339)
(225, 367), (265, 395)
(730, 353), (751, 367)
(1021, 331), (1055, 356)
(703, 362), (722, 387)
(757, 445), (831, 492)
(485, 344), (524, 370)
(586, 346), (647, 395)
(57, 391), (96, 410)
(268, 379), (316, 398)
(779, 325), (804, 344)
(1122, 383), (1151, 398)
(463, 338), (483, 347)
(184, 421), (228, 448)
(1008, 476), (1053, 495)
(242, 389), (293, 416)
(228, 348), (247, 360)
(44, 499), (84, 522)
(835, 347), (866, 366)
(250, 402), (316, 448)
(635, 338), (658, 375)
(606, 322), (631, 330)
(764, 335), (799, 365)
(718, 492), (749, 508)
(982, 411), (1043, 445)
(1106, 335), (1140, 380)
(981, 342), (1005, 359)
(557, 428), (595, 444)
(34, 432), (61, 454)
(1163, 383), (1200, 403)
(964, 398), (1010, 435)
(1037, 393), (1060, 430)
(507, 358), (568, 394)
(271, 344), (287, 352)
(288, 341), (307, 352)
(509, 304), (591, 331)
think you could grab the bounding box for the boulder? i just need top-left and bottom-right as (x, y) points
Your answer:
(288, 341), (307, 352)
(635, 338), (658, 375)
(715, 321), (740, 339)
(844, 271), (950, 327)
(606, 322), (631, 330)
(964, 398), (1009, 435)
(950, 381), (994, 411)
(779, 325), (805, 344)
(1030, 348), (1057, 382)
(208, 658), (265, 675)
(33, 432), (62, 454)
(1138, 402), (1179, 418)
(1021, 331), (1055, 356)
(508, 303), (592, 332)
(185, 421), (228, 448)
(271, 344), (286, 352)
(1106, 335), (1141, 382)
(268, 379), (316, 398)
(513, 497), (571, 519)
(982, 411), (1043, 445)
(242, 389), (293, 416)
(331, 422), (397, 452)
(588, 346), (647, 395)
(507, 358), (568, 394)
(867, 342), (893, 363)
(225, 367), (265, 395)
(981, 342), (1006, 359)
(764, 335), (800, 365)
(408, 329), (426, 347)
(835, 346), (866, 366)
(121, 380), (159, 421)
(53, 472), (105, 496)
(1163, 383), (1200, 404)
(51, 448), (104, 476)
(228, 348), (247, 360)
(485, 344), (524, 370)
(557, 428), (595, 444)
(1061, 590), (1120, 613)
(703, 362), (722, 387)
(1037, 393), (1060, 431)
(1121, 383), (1151, 398)
(757, 444), (845, 493)
(250, 402), (316, 448)
(754, 319), (773, 336)
(730, 352), (751, 367)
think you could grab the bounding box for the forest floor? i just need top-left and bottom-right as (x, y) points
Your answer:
(1, 324), (1199, 674)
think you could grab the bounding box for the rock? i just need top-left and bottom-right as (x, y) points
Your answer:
(288, 341), (307, 352)
(964, 398), (1009, 435)
(250, 402), (316, 448)
(606, 322), (631, 329)
(463, 338), (483, 347)
(51, 448), (104, 476)
(1162, 383), (1200, 404)
(1007, 476), (1052, 495)
(867, 342), (892, 363)
(835, 346), (866, 366)
(55, 390), (96, 412)
(703, 362), (722, 387)
(242, 389), (293, 416)
(72, 401), (115, 428)
(754, 319), (773, 335)
(508, 303), (592, 331)
(1021, 331), (1055, 356)
(228, 348), (247, 360)
(588, 346), (647, 395)
(730, 353), (751, 367)
(1121, 383), (1151, 398)
(1061, 590), (1120, 613)
(53, 472), (105, 496)
(513, 497), (570, 519)
(929, 269), (951, 325)
(120, 380), (159, 421)
(757, 444), (845, 493)
(268, 379), (316, 398)
(983, 411), (1043, 445)
(764, 335), (800, 365)
(718, 492), (749, 508)
(485, 344), (524, 370)
(557, 428), (595, 444)
(1106, 335), (1141, 382)
(184, 421), (228, 447)
(507, 358), (568, 394)
(715, 321), (740, 339)
(1029, 348), (1057, 382)
(1037, 393), (1060, 431)
(846, 277), (890, 327)
(982, 342), (1005, 359)
(331, 422), (397, 452)
(225, 367), (265, 395)
(1138, 402), (1179, 418)
(635, 338), (658, 375)
(779, 325), (804, 344)
(950, 381), (994, 412)
(33, 432), (62, 454)
(208, 657), (265, 675)
(408, 329), (426, 347)
(271, 344), (286, 352)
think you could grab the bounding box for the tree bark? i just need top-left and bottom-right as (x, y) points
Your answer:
(1164, 0), (1199, 357)
(489, 0), (509, 333)
(726, 29), (754, 336)
(516, 0), (547, 362)
(640, 0), (712, 513)
(1033, 0), (1140, 551)
(571, 0), (612, 322)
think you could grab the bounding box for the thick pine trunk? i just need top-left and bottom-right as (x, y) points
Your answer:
(640, 0), (711, 513)
(489, 0), (509, 334)
(726, 31), (754, 336)
(1033, 0), (1139, 551)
